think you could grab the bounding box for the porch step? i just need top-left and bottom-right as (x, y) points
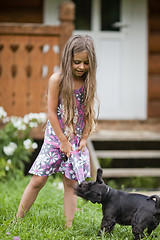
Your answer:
(90, 130), (160, 141)
(102, 168), (160, 178)
(96, 150), (160, 159)
(87, 130), (160, 180)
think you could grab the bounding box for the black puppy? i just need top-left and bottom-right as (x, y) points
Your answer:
(74, 168), (160, 240)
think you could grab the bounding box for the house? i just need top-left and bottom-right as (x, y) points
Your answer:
(0, 0), (159, 120)
(1, 0), (160, 180)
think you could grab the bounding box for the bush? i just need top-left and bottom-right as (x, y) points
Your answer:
(0, 106), (47, 182)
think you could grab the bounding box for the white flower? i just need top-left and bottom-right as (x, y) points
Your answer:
(37, 112), (47, 123)
(3, 142), (17, 156)
(2, 111), (47, 130)
(23, 112), (47, 124)
(2, 117), (10, 124)
(0, 106), (7, 119)
(32, 142), (38, 149)
(29, 122), (38, 128)
(10, 142), (17, 149)
(23, 113), (35, 124)
(23, 139), (32, 150)
(21, 124), (27, 130)
(23, 115), (29, 124)
(8, 116), (27, 131)
(7, 159), (12, 164)
(5, 166), (9, 171)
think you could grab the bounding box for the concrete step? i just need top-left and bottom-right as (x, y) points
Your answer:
(102, 168), (160, 178)
(90, 130), (160, 141)
(87, 133), (160, 179)
(96, 150), (160, 159)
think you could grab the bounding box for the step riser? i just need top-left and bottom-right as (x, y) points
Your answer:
(96, 150), (160, 159)
(102, 168), (160, 178)
(87, 131), (160, 179)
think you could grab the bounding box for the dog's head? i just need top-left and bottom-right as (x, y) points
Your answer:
(74, 168), (109, 204)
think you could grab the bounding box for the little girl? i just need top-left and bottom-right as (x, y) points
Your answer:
(17, 34), (98, 228)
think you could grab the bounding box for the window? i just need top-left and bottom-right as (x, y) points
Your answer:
(73, 0), (121, 32)
(101, 0), (121, 31)
(72, 0), (91, 30)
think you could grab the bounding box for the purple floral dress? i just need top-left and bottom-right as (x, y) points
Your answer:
(29, 86), (90, 183)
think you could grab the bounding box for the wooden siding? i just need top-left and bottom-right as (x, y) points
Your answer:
(0, 0), (43, 23)
(148, 0), (160, 117)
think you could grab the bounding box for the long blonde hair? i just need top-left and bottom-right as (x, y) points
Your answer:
(59, 34), (98, 136)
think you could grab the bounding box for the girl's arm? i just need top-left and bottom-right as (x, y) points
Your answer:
(47, 73), (73, 157)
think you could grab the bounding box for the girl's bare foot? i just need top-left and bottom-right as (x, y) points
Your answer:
(75, 208), (82, 211)
(65, 219), (72, 229)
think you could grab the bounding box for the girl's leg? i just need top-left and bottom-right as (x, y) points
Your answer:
(63, 175), (77, 228)
(17, 175), (48, 218)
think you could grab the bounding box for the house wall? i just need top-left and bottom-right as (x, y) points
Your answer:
(1, 0), (159, 119)
(148, 0), (160, 117)
(0, 0), (43, 23)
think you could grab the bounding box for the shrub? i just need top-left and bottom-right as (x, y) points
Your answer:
(0, 106), (47, 182)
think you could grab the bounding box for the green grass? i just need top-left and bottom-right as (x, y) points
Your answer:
(0, 176), (160, 239)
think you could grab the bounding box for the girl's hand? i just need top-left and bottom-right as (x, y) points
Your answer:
(60, 139), (73, 158)
(78, 138), (87, 153)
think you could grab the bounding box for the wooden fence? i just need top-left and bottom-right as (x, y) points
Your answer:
(0, 2), (75, 117)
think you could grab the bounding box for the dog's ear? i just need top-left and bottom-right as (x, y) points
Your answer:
(96, 168), (104, 184)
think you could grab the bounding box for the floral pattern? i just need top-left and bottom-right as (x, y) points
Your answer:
(29, 86), (90, 183)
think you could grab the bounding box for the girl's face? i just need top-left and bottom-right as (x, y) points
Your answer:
(72, 51), (89, 79)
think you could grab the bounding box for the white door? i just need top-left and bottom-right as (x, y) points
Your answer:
(73, 0), (148, 119)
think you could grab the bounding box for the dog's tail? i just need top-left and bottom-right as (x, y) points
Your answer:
(147, 195), (160, 211)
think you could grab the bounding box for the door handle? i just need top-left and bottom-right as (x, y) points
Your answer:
(112, 22), (129, 29)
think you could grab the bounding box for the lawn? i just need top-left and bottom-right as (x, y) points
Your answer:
(0, 176), (160, 240)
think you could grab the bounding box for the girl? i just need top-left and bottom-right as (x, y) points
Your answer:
(17, 34), (98, 228)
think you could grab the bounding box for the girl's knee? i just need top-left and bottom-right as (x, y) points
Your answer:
(63, 175), (77, 189)
(29, 175), (48, 190)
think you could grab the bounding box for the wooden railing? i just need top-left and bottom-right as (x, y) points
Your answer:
(0, 2), (75, 117)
